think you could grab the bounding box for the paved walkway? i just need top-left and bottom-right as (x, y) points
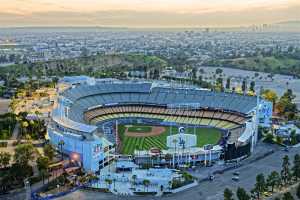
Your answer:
(0, 98), (11, 115)
(11, 123), (20, 140)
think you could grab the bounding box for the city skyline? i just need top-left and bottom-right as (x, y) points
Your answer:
(0, 0), (299, 27)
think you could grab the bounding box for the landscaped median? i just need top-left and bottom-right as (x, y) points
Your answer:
(170, 180), (198, 194)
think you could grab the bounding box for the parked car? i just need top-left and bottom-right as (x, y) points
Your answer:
(233, 172), (240, 176)
(232, 176), (239, 181)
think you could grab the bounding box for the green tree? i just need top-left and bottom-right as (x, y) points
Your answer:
(242, 79), (247, 93)
(14, 143), (35, 166)
(224, 188), (234, 200)
(267, 171), (281, 192)
(20, 120), (29, 136)
(264, 133), (274, 143)
(37, 156), (49, 171)
(44, 144), (55, 161)
(281, 155), (291, 185)
(105, 178), (112, 189)
(290, 130), (298, 145)
(282, 89), (296, 101)
(216, 68), (223, 74)
(276, 89), (297, 120)
(0, 152), (11, 168)
(276, 135), (283, 144)
(36, 156), (50, 183)
(282, 192), (294, 200)
(215, 77), (224, 92)
(0, 173), (12, 193)
(226, 78), (231, 90)
(292, 154), (300, 181)
(153, 69), (160, 79)
(261, 89), (278, 110)
(132, 174), (137, 186)
(39, 169), (49, 184)
(191, 68), (197, 79)
(253, 173), (266, 199)
(296, 183), (300, 199)
(236, 187), (250, 200)
(142, 179), (150, 192)
(249, 81), (255, 92)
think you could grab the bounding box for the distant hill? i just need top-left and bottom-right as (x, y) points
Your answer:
(272, 21), (300, 32)
(275, 21), (300, 26)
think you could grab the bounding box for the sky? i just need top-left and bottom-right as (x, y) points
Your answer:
(0, 0), (299, 27)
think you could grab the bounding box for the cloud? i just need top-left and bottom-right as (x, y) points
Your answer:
(0, 4), (299, 27)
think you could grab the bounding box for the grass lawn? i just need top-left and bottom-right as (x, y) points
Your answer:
(118, 125), (222, 155)
(127, 125), (152, 133)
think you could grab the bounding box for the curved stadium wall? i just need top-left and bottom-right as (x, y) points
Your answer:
(48, 81), (265, 171)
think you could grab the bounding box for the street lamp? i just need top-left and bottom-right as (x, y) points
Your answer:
(58, 140), (65, 161)
(24, 178), (31, 200)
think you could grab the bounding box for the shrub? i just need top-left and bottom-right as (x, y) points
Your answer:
(0, 142), (8, 147)
(264, 133), (274, 143)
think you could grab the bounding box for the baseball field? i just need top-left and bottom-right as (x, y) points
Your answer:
(118, 124), (222, 155)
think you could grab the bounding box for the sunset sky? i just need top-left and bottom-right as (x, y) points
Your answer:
(0, 0), (299, 27)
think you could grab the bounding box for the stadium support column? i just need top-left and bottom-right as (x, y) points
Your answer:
(252, 87), (260, 153)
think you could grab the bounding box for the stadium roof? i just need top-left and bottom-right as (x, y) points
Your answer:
(52, 108), (97, 134)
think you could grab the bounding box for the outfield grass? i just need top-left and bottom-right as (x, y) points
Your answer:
(127, 125), (152, 133)
(118, 125), (222, 155)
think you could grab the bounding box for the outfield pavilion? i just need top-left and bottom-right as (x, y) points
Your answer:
(48, 78), (272, 172)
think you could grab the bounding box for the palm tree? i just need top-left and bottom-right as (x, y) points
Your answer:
(105, 178), (112, 189)
(165, 154), (172, 166)
(142, 179), (150, 192)
(40, 169), (49, 184)
(58, 140), (65, 161)
(21, 120), (29, 136)
(132, 174), (137, 187)
(168, 181), (172, 191)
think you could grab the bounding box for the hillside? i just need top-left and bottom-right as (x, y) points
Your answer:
(0, 53), (167, 79)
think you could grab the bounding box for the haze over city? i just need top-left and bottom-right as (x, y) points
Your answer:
(1, 1), (300, 200)
(0, 0), (300, 27)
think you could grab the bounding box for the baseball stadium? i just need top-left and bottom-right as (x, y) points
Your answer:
(48, 79), (272, 172)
